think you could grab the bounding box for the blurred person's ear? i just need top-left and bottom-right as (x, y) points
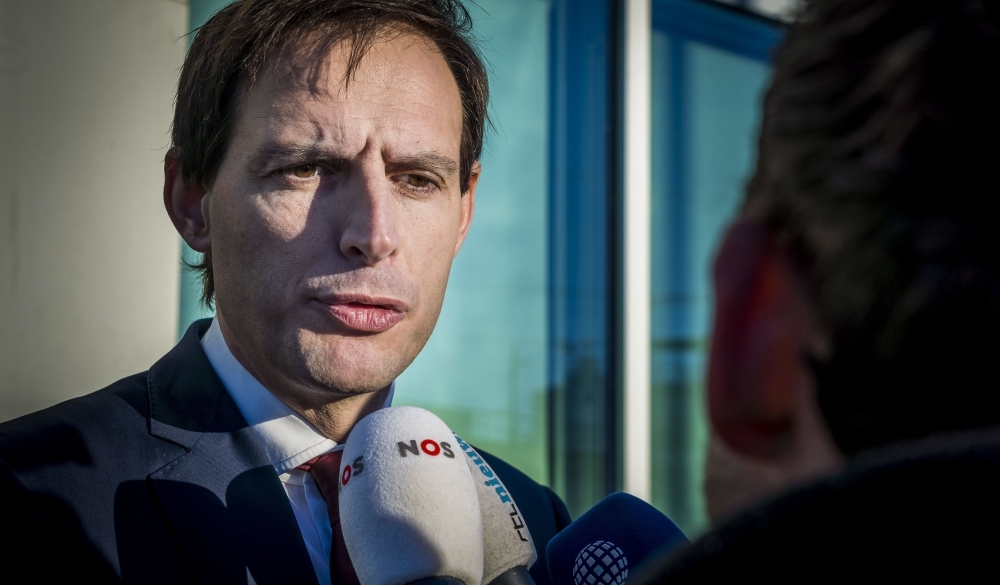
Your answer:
(705, 220), (842, 521)
(707, 220), (834, 464)
(163, 148), (211, 253)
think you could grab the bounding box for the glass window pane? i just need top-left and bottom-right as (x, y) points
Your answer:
(182, 0), (620, 511)
(547, 0), (620, 516)
(650, 0), (779, 536)
(179, 0), (231, 337)
(396, 0), (552, 485)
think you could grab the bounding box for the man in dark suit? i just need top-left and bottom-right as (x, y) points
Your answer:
(632, 0), (1000, 580)
(0, 1), (570, 582)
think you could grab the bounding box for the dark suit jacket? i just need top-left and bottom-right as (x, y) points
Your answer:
(0, 320), (571, 584)
(629, 428), (1000, 582)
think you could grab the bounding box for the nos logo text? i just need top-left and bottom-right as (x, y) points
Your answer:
(398, 439), (456, 458)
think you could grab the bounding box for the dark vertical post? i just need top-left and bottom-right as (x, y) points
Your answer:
(548, 0), (621, 514)
(547, 0), (623, 517)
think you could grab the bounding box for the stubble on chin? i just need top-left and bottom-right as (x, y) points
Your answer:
(290, 322), (434, 396)
(274, 265), (449, 399)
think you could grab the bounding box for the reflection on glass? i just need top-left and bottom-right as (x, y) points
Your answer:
(547, 0), (619, 517)
(396, 0), (551, 485)
(650, 0), (778, 536)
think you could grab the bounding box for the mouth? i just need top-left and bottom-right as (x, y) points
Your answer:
(315, 294), (407, 333)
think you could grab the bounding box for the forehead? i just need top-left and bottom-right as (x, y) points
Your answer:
(234, 32), (464, 157)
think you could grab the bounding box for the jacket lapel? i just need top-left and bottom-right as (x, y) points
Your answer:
(146, 320), (319, 585)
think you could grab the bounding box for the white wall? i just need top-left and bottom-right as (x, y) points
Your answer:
(0, 0), (189, 421)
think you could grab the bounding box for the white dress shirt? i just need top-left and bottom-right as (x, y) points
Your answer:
(200, 318), (394, 584)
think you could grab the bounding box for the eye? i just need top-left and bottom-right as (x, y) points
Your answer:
(404, 174), (434, 189)
(290, 164), (319, 179)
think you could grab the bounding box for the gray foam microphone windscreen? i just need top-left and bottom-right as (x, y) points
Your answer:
(340, 407), (485, 585)
(454, 435), (537, 584)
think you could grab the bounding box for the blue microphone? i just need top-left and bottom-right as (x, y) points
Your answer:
(546, 493), (688, 585)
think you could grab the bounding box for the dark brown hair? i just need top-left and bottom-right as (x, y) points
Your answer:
(747, 0), (1000, 454)
(171, 0), (489, 306)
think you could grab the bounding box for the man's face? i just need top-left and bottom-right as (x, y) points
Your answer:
(205, 32), (473, 399)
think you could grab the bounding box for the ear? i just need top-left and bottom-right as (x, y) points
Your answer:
(707, 220), (805, 460)
(163, 148), (212, 253)
(453, 161), (479, 257)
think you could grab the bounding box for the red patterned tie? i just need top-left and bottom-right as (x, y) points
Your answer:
(298, 451), (362, 585)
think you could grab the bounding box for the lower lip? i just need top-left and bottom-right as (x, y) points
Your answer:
(323, 302), (404, 333)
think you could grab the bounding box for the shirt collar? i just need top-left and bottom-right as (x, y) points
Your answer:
(200, 317), (394, 473)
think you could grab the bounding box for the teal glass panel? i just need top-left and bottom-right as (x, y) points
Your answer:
(177, 0), (230, 337)
(181, 0), (576, 492)
(547, 0), (620, 516)
(189, 0), (232, 33)
(178, 242), (215, 337)
(396, 0), (551, 486)
(650, 2), (776, 536)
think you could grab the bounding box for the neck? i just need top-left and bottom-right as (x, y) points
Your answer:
(215, 312), (389, 442)
(287, 388), (390, 442)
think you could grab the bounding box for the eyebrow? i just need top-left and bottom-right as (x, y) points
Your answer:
(385, 153), (459, 180)
(249, 143), (346, 174)
(249, 142), (459, 180)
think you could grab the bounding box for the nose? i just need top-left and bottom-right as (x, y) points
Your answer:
(338, 161), (399, 265)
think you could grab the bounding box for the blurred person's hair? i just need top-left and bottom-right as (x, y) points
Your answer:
(170, 0), (489, 307)
(746, 0), (1000, 455)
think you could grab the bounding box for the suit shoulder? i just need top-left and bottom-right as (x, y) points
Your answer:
(0, 372), (151, 470)
(476, 448), (571, 526)
(474, 447), (571, 585)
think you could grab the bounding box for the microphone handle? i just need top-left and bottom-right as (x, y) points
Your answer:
(487, 566), (536, 585)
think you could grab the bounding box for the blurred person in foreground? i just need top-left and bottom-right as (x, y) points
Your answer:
(0, 1), (570, 582)
(635, 0), (1000, 579)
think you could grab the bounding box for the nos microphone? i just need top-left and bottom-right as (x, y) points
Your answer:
(545, 493), (687, 585)
(453, 435), (537, 585)
(339, 406), (484, 585)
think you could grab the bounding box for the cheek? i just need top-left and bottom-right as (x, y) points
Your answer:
(252, 189), (316, 243)
(399, 198), (462, 288)
(212, 183), (320, 293)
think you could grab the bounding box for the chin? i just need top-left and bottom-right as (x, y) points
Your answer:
(296, 334), (409, 394)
